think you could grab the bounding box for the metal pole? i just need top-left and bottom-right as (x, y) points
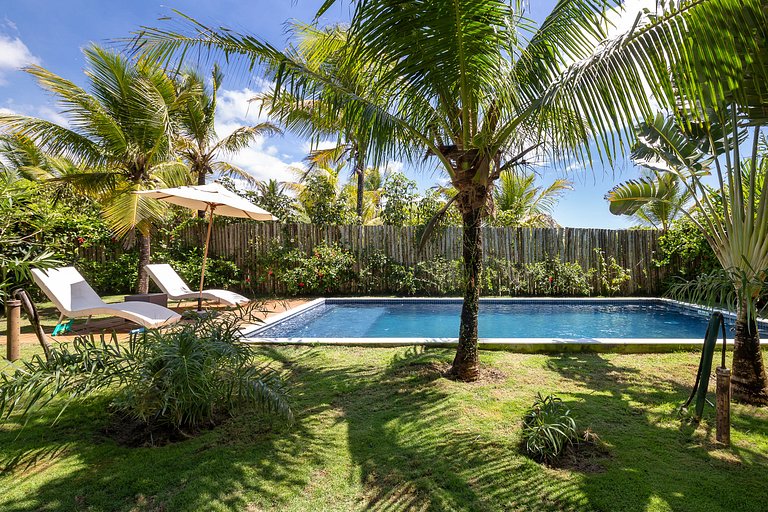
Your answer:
(6, 299), (21, 361)
(716, 366), (731, 446)
(198, 205), (215, 311)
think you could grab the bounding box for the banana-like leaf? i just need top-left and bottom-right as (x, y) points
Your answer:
(605, 176), (672, 216)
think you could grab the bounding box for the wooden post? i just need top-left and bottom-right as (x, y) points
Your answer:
(6, 299), (21, 361)
(716, 366), (731, 446)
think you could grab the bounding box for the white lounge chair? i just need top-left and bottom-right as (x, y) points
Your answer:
(145, 264), (250, 307)
(31, 267), (182, 329)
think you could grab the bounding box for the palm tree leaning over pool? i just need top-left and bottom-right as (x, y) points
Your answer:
(135, 0), (768, 381)
(175, 64), (281, 217)
(608, 110), (768, 403)
(0, 45), (190, 293)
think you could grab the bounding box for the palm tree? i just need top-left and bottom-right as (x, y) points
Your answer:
(135, 0), (768, 380)
(607, 114), (702, 230)
(492, 172), (572, 227)
(176, 65), (281, 216)
(255, 22), (381, 222)
(0, 45), (190, 293)
(253, 178), (301, 223)
(608, 110), (768, 403)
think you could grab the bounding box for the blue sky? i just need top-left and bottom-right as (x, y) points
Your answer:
(0, 0), (646, 228)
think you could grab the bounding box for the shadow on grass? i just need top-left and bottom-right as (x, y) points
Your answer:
(546, 354), (768, 512)
(2, 348), (768, 511)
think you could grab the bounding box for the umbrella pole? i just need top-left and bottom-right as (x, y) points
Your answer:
(199, 206), (215, 311)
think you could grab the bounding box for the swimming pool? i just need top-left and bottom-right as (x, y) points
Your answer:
(246, 298), (755, 351)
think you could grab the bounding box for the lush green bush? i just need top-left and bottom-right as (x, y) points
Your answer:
(77, 253), (139, 296)
(0, 311), (292, 437)
(526, 259), (593, 296)
(654, 219), (719, 283)
(521, 393), (578, 463)
(592, 248), (633, 296)
(276, 242), (357, 296)
(245, 236), (632, 297)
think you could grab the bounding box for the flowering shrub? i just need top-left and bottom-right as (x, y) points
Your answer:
(277, 242), (357, 296)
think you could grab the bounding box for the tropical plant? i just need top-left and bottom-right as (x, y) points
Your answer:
(0, 178), (61, 305)
(608, 111), (768, 403)
(521, 393), (578, 464)
(134, 0), (768, 381)
(256, 22), (380, 222)
(492, 172), (572, 227)
(0, 45), (191, 293)
(0, 310), (293, 436)
(176, 65), (281, 216)
(296, 165), (356, 225)
(380, 172), (418, 226)
(253, 178), (302, 223)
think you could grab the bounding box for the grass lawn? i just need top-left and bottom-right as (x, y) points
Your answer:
(1, 341), (768, 511)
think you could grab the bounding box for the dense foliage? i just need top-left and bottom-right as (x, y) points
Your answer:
(245, 239), (632, 298)
(0, 311), (292, 436)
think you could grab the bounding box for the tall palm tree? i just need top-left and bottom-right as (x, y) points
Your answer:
(176, 65), (281, 216)
(0, 45), (190, 293)
(135, 0), (768, 380)
(608, 110), (768, 403)
(255, 22), (382, 222)
(493, 172), (572, 227)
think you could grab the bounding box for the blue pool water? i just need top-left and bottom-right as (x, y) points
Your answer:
(255, 300), (721, 339)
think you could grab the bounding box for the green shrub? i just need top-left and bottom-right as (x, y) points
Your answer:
(414, 257), (463, 295)
(525, 259), (592, 296)
(521, 393), (578, 463)
(278, 242), (357, 296)
(0, 310), (292, 436)
(77, 253), (139, 295)
(593, 248), (632, 296)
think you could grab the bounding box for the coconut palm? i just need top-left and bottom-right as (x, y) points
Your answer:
(176, 65), (281, 216)
(253, 178), (301, 223)
(256, 22), (378, 222)
(493, 172), (572, 227)
(0, 45), (190, 293)
(134, 0), (768, 380)
(608, 110), (768, 403)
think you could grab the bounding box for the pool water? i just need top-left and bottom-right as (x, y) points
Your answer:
(255, 300), (722, 339)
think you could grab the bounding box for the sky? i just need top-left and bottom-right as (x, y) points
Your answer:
(0, 0), (660, 228)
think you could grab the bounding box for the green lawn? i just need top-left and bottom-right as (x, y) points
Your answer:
(1, 342), (768, 511)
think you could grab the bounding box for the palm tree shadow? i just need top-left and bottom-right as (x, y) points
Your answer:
(546, 353), (768, 511)
(264, 345), (591, 511)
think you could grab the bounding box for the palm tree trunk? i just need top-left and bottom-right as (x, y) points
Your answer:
(732, 297), (768, 404)
(356, 167), (365, 222)
(137, 232), (151, 294)
(197, 164), (207, 218)
(354, 145), (365, 223)
(450, 204), (483, 380)
(448, 163), (489, 382)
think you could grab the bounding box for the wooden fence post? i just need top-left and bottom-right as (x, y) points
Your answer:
(716, 366), (731, 446)
(6, 299), (21, 361)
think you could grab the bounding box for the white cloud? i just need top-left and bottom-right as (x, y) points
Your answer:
(214, 86), (301, 183)
(216, 87), (272, 127)
(301, 139), (339, 154)
(384, 160), (404, 174)
(0, 34), (39, 85)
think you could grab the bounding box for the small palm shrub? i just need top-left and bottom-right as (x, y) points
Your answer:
(0, 309), (292, 435)
(521, 393), (578, 463)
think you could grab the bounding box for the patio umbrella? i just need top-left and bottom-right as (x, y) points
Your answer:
(136, 183), (275, 310)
